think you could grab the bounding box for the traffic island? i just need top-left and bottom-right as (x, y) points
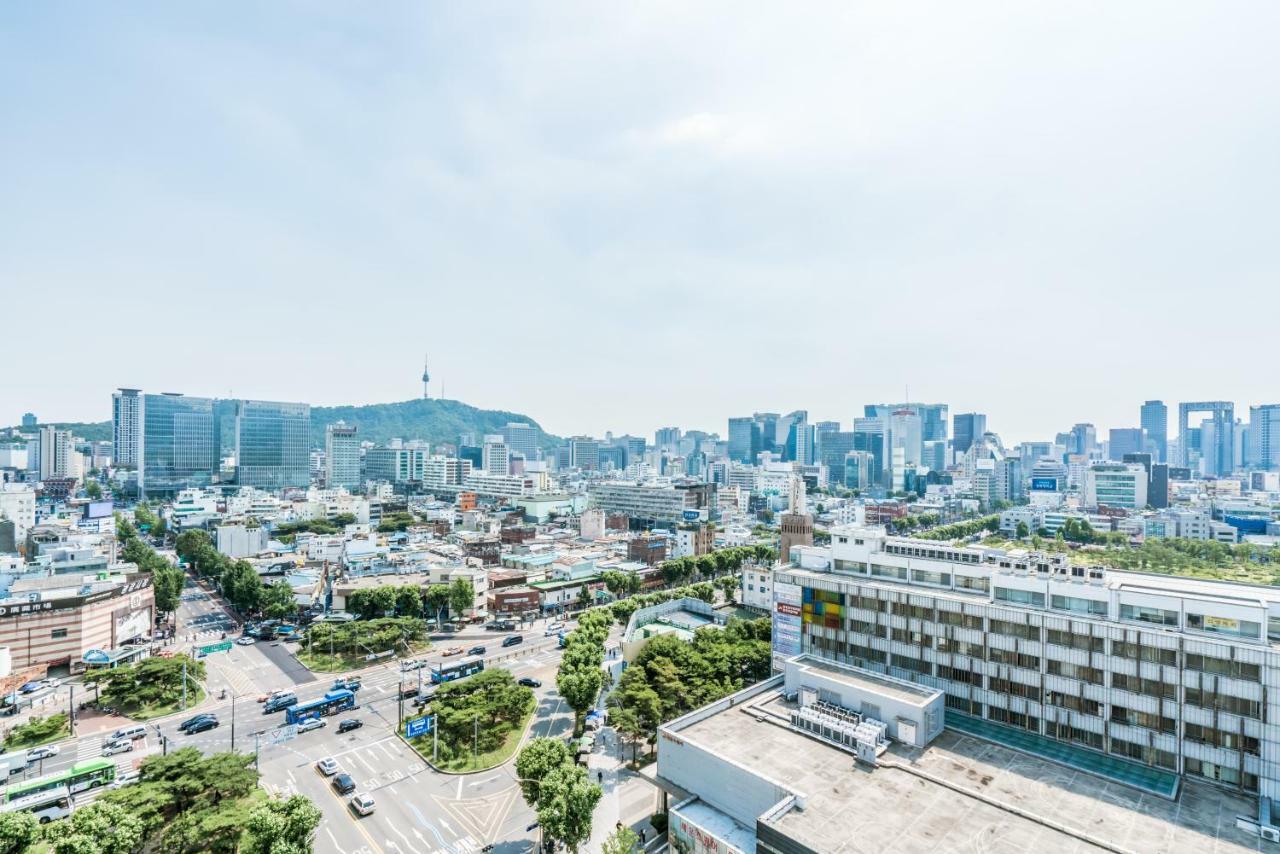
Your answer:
(397, 670), (537, 774)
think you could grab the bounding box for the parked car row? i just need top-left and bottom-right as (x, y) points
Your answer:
(315, 759), (375, 816)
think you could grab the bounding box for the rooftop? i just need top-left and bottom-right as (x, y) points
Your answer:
(666, 686), (1261, 854)
(790, 654), (938, 708)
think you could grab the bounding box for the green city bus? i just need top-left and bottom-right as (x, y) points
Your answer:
(3, 759), (116, 803)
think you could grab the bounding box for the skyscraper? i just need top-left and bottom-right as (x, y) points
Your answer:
(324, 422), (360, 489)
(1247, 405), (1280, 470)
(1107, 428), (1144, 461)
(817, 431), (856, 484)
(139, 393), (216, 497)
(1178, 401), (1234, 475)
(568, 436), (600, 471)
(865, 403), (949, 443)
(234, 399), (311, 489)
(37, 426), (73, 481)
(112, 388), (142, 468)
(852, 418), (886, 488)
(1140, 400), (1168, 462)
(654, 427), (682, 449)
(1069, 423), (1097, 456)
(953, 412), (986, 455)
(502, 422), (538, 461)
(482, 435), (510, 475)
(20, 413), (36, 429)
(727, 417), (760, 464)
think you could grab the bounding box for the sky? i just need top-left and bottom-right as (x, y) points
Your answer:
(3, 2), (1279, 444)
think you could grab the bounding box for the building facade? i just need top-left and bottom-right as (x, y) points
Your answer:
(771, 526), (1280, 799)
(324, 422), (360, 490)
(111, 388), (142, 468)
(1141, 400), (1168, 463)
(233, 399), (311, 489)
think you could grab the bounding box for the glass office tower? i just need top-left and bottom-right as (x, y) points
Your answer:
(139, 393), (216, 498)
(234, 400), (312, 489)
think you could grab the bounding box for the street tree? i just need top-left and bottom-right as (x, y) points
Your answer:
(42, 801), (144, 854)
(447, 578), (474, 620)
(0, 811), (38, 854)
(423, 585), (450, 625)
(244, 795), (323, 854)
(602, 825), (640, 854)
(514, 737), (573, 807)
(537, 762), (603, 853)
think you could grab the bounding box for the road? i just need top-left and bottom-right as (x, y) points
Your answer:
(13, 580), (579, 853)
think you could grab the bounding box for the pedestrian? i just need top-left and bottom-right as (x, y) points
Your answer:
(640, 829), (646, 844)
(598, 770), (603, 783)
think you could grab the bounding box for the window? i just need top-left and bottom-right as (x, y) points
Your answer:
(937, 664), (982, 685)
(988, 706), (1039, 731)
(1045, 692), (1100, 716)
(995, 588), (1045, 607)
(870, 564), (908, 581)
(853, 595), (883, 612)
(1111, 672), (1176, 700)
(1186, 613), (1261, 640)
(1118, 603), (1178, 627)
(1184, 758), (1259, 792)
(1110, 737), (1177, 770)
(890, 654), (932, 676)
(1184, 687), (1261, 719)
(847, 644), (885, 666)
(945, 694), (983, 715)
(955, 575), (989, 593)
(988, 648), (1040, 670)
(891, 628), (933, 647)
(1111, 641), (1177, 667)
(1184, 722), (1260, 756)
(1185, 653), (1260, 682)
(51, 628), (67, 640)
(937, 610), (984, 630)
(988, 677), (1040, 700)
(1046, 629), (1104, 653)
(1046, 659), (1104, 685)
(891, 602), (933, 620)
(936, 638), (983, 657)
(989, 619), (1039, 641)
(912, 569), (951, 586)
(1110, 705), (1175, 734)
(848, 618), (884, 638)
(1050, 595), (1107, 616)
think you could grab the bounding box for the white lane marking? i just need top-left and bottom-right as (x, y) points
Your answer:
(439, 818), (452, 834)
(354, 751), (378, 776)
(324, 826), (345, 854)
(378, 741), (398, 761)
(467, 775), (500, 788)
(392, 823), (423, 854)
(455, 777), (462, 799)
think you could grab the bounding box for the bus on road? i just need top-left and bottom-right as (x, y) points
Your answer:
(431, 656), (484, 684)
(283, 689), (357, 725)
(3, 759), (116, 803)
(1, 784), (72, 824)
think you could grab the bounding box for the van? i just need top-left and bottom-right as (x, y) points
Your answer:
(111, 725), (148, 742)
(501, 634), (523, 648)
(263, 693), (298, 714)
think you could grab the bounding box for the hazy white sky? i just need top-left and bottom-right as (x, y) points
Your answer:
(3, 2), (1278, 443)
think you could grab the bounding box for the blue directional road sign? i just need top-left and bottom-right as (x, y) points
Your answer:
(406, 716), (432, 738)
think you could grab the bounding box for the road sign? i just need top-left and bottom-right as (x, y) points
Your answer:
(196, 641), (232, 656)
(267, 724), (298, 746)
(406, 716), (432, 738)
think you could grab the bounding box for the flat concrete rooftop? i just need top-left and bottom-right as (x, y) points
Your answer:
(675, 690), (1263, 853)
(791, 654), (937, 708)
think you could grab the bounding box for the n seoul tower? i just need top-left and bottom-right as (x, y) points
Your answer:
(421, 354), (430, 399)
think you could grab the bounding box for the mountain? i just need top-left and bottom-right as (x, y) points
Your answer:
(309, 398), (560, 449)
(5, 398), (559, 451)
(1, 421), (113, 442)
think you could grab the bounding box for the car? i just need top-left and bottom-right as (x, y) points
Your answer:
(337, 718), (363, 734)
(40, 678), (62, 689)
(399, 684), (420, 699)
(332, 678), (362, 692)
(412, 692), (435, 707)
(235, 636), (256, 646)
(263, 694), (298, 714)
(517, 677), (542, 688)
(186, 717), (219, 734)
(102, 739), (133, 756)
(502, 634), (524, 647)
(257, 690), (288, 703)
(545, 622), (565, 635)
(400, 659), (426, 671)
(331, 773), (357, 795)
(27, 746), (59, 761)
(297, 718), (325, 733)
(349, 793), (376, 816)
(441, 646), (463, 657)
(179, 714), (217, 731)
(18, 682), (41, 694)
(316, 757), (339, 776)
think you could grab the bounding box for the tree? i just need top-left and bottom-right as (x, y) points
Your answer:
(85, 479), (103, 500)
(1014, 520), (1030, 540)
(602, 825), (640, 854)
(557, 666), (603, 733)
(396, 585), (422, 617)
(423, 585), (450, 625)
(537, 762), (602, 853)
(715, 574), (739, 605)
(243, 795), (323, 854)
(83, 654), (205, 711)
(447, 578), (474, 620)
(3, 712), (68, 748)
(0, 811), (38, 854)
(42, 801), (145, 854)
(260, 581), (297, 620)
(515, 737), (573, 807)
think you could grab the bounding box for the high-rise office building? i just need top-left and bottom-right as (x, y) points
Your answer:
(785, 414), (815, 465)
(568, 436), (600, 471)
(817, 431), (856, 484)
(1178, 401), (1234, 476)
(1069, 423), (1097, 456)
(366, 445), (429, 483)
(851, 418), (886, 488)
(502, 422), (538, 461)
(324, 422), (360, 489)
(843, 451), (874, 490)
(1246, 405), (1280, 471)
(1083, 462), (1148, 509)
(866, 403), (949, 443)
(887, 409), (923, 469)
(112, 388), (142, 468)
(233, 400), (311, 490)
(20, 413), (36, 429)
(953, 412), (986, 455)
(482, 435), (510, 475)
(1107, 428), (1144, 461)
(1140, 400), (1168, 462)
(728, 417), (761, 464)
(139, 393), (217, 498)
(753, 413), (780, 454)
(654, 427), (682, 449)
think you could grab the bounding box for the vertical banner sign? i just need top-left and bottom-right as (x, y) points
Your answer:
(772, 581), (803, 672)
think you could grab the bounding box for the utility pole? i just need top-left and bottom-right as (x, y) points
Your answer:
(230, 694), (236, 749)
(254, 731), (261, 770)
(473, 715), (478, 759)
(398, 679), (404, 728)
(68, 684), (75, 736)
(432, 714), (438, 762)
(181, 658), (187, 710)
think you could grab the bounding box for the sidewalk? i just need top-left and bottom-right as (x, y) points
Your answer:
(584, 727), (663, 853)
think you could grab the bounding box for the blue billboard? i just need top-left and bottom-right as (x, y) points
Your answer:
(1031, 477), (1058, 491)
(406, 716), (432, 738)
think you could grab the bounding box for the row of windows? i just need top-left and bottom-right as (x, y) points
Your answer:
(1111, 672), (1177, 700)
(988, 648), (1040, 670)
(1185, 758), (1258, 792)
(1047, 659), (1104, 685)
(1185, 687), (1262, 719)
(1110, 737), (1177, 770)
(1046, 692), (1102, 717)
(1111, 705), (1177, 734)
(1184, 722), (1260, 755)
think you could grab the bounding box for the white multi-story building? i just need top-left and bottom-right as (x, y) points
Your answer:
(463, 472), (540, 498)
(482, 436), (510, 476)
(771, 524), (1280, 800)
(0, 484), (37, 547)
(111, 388), (141, 468)
(37, 426), (75, 482)
(324, 422), (360, 490)
(1083, 462), (1148, 510)
(423, 456), (472, 488)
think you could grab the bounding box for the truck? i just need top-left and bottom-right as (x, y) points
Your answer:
(0, 751), (29, 778)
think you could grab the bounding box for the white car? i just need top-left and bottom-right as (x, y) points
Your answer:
(40, 678), (62, 689)
(545, 622), (565, 636)
(316, 757), (339, 776)
(350, 793), (376, 816)
(102, 739), (133, 756)
(400, 659), (426, 671)
(27, 745), (59, 761)
(235, 636), (256, 646)
(297, 718), (326, 733)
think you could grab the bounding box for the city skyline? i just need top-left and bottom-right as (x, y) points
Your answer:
(5, 3), (1279, 444)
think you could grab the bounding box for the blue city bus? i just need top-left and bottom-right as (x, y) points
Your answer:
(284, 689), (356, 724)
(430, 656), (484, 684)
